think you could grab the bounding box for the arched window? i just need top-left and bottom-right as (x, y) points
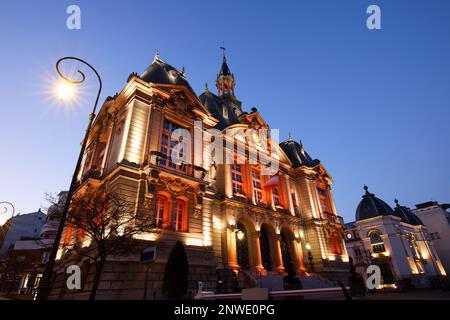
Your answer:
(155, 194), (188, 232)
(156, 195), (169, 229)
(173, 199), (188, 232)
(369, 230), (386, 253)
(330, 233), (342, 255)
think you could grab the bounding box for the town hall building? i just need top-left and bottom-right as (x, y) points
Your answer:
(50, 52), (349, 299)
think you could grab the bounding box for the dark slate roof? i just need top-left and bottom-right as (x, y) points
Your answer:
(140, 56), (196, 94)
(355, 186), (395, 221)
(394, 200), (423, 226)
(219, 56), (231, 76)
(279, 138), (320, 168)
(198, 90), (241, 130)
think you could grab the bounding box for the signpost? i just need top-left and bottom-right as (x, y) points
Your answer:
(141, 246), (156, 300)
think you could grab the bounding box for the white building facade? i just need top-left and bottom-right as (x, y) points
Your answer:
(413, 201), (450, 276)
(344, 186), (446, 289)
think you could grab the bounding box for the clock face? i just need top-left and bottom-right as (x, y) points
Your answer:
(346, 233), (352, 239)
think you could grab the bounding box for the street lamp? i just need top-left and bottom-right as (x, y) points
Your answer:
(305, 242), (314, 273)
(36, 57), (102, 300)
(0, 201), (16, 226)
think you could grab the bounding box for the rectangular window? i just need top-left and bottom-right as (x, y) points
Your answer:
(273, 187), (281, 207)
(63, 225), (73, 246)
(174, 200), (187, 232)
(317, 187), (332, 213)
(160, 119), (190, 173)
(251, 168), (264, 204)
(231, 164), (244, 196)
(156, 195), (168, 229)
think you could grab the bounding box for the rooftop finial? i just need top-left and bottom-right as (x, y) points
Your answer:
(181, 66), (185, 75)
(363, 184), (369, 194)
(205, 82), (209, 92)
(154, 50), (160, 61)
(394, 198), (400, 207)
(288, 132), (292, 141)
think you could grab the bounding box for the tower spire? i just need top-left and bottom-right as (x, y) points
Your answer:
(216, 46), (235, 97)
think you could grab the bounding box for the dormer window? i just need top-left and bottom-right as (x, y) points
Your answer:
(222, 105), (228, 119)
(369, 230), (386, 253)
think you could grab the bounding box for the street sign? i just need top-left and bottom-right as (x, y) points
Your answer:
(140, 246), (156, 263)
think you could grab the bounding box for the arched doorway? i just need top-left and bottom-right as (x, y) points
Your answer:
(259, 224), (272, 272)
(236, 221), (250, 270)
(280, 230), (294, 272)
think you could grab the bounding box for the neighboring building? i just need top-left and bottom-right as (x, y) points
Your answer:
(0, 209), (46, 257)
(0, 193), (66, 297)
(51, 53), (349, 299)
(413, 201), (450, 276)
(344, 186), (446, 289)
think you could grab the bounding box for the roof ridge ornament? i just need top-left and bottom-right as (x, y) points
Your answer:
(394, 198), (400, 207)
(205, 82), (209, 92)
(154, 50), (160, 61)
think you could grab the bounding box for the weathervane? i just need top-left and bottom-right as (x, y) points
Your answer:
(220, 42), (226, 60)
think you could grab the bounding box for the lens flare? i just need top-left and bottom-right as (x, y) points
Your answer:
(56, 81), (74, 101)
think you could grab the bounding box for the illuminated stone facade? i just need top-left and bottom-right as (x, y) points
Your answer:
(50, 53), (349, 299)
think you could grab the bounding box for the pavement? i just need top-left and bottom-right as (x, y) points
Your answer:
(353, 290), (450, 300)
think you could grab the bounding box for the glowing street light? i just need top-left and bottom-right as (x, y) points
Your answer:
(305, 242), (311, 251)
(56, 81), (75, 101)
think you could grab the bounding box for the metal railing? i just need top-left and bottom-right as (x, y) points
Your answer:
(195, 286), (350, 300)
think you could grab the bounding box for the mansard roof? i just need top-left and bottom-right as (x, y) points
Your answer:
(198, 90), (241, 130)
(140, 55), (196, 94)
(394, 200), (424, 226)
(279, 138), (320, 168)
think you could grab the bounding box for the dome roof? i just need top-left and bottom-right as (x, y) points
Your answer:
(355, 186), (395, 221)
(140, 54), (195, 92)
(394, 199), (423, 226)
(279, 137), (320, 168)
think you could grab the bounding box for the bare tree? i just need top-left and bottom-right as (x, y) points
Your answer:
(53, 184), (157, 300)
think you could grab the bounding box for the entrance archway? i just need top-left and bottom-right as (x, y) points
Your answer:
(236, 221), (250, 270)
(280, 230), (294, 272)
(259, 224), (273, 272)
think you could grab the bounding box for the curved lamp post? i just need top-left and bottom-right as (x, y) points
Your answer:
(37, 57), (102, 300)
(0, 201), (16, 224)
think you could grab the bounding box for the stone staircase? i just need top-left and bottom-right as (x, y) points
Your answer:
(259, 274), (336, 291)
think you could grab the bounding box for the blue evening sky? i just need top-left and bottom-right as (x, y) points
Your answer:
(1, 0), (449, 224)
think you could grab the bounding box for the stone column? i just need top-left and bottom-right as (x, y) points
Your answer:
(250, 231), (264, 274)
(272, 234), (284, 273)
(226, 226), (239, 269)
(293, 239), (307, 273)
